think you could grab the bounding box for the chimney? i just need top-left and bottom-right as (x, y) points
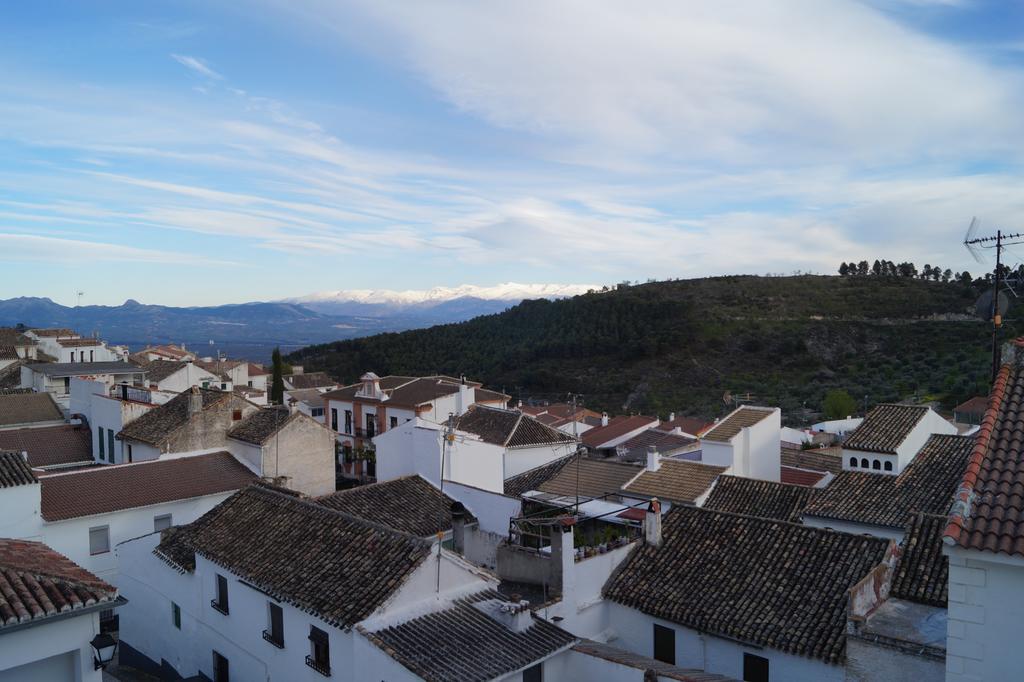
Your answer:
(451, 501), (467, 555)
(646, 446), (661, 472)
(495, 596), (533, 633)
(644, 498), (662, 547)
(601, 412), (609, 427)
(456, 380), (472, 416)
(668, 412), (675, 422)
(187, 386), (203, 416)
(551, 517), (576, 598)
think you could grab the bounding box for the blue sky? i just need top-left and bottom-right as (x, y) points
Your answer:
(1, 0), (1023, 306)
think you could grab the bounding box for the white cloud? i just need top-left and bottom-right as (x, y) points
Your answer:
(0, 232), (233, 265)
(171, 54), (223, 80)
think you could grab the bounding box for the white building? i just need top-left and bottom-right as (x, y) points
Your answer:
(700, 405), (781, 482)
(69, 378), (175, 465)
(0, 537), (124, 682)
(284, 387), (327, 423)
(840, 404), (956, 475)
(140, 360), (224, 393)
(21, 361), (146, 409)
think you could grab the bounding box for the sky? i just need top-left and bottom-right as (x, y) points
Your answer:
(1, 0), (1023, 306)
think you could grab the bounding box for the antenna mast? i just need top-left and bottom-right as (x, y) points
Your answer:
(437, 413), (455, 593)
(964, 224), (1024, 383)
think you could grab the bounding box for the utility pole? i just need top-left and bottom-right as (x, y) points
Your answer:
(437, 413), (455, 592)
(965, 227), (1024, 384)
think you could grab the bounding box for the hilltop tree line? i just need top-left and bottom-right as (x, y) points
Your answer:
(838, 260), (970, 284)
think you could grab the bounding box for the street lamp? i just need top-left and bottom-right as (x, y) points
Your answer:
(90, 633), (118, 670)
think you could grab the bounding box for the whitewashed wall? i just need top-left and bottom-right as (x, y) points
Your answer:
(0, 609), (104, 682)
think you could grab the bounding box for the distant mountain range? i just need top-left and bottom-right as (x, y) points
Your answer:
(0, 283), (594, 361)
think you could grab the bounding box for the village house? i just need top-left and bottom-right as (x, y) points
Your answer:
(69, 378), (178, 465)
(140, 359), (224, 393)
(0, 537), (124, 681)
(284, 387), (327, 423)
(700, 474), (817, 522)
(283, 369), (338, 392)
(580, 415), (660, 454)
(951, 396), (988, 427)
(20, 360), (146, 408)
(0, 327), (39, 362)
(779, 443), (841, 487)
(699, 405), (781, 482)
(520, 402), (603, 435)
(840, 403), (957, 475)
(0, 422), (93, 471)
(654, 413), (713, 438)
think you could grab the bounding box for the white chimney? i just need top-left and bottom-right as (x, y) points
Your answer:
(187, 386), (203, 416)
(456, 376), (472, 415)
(646, 446), (661, 472)
(451, 501), (467, 555)
(668, 412), (675, 422)
(644, 498), (662, 547)
(601, 412), (609, 427)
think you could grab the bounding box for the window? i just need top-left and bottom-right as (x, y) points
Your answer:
(90, 350), (94, 362)
(653, 623), (675, 664)
(108, 430), (115, 463)
(154, 514), (172, 532)
(390, 416), (398, 429)
(849, 457), (857, 468)
(212, 574), (229, 614)
(884, 461), (893, 471)
(98, 427), (105, 460)
(344, 410), (352, 434)
(331, 408), (338, 431)
(127, 443), (133, 463)
(860, 458), (869, 468)
(306, 626), (331, 676)
(743, 653), (769, 682)
(232, 409), (242, 421)
(202, 381), (210, 388)
(248, 380), (253, 387)
(172, 602), (181, 629)
(212, 651), (229, 682)
(872, 459), (881, 470)
(63, 377), (70, 394)
(523, 663), (543, 682)
(311, 407), (324, 418)
(221, 383), (227, 390)
(89, 526), (110, 555)
(366, 413), (376, 438)
(263, 603), (284, 648)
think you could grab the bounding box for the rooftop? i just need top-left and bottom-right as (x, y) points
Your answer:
(117, 387), (231, 446)
(227, 407), (299, 445)
(780, 466), (829, 487)
(804, 434), (974, 528)
(285, 371), (337, 390)
(700, 406), (775, 443)
(0, 539), (119, 630)
(945, 358), (1024, 556)
(842, 404), (929, 454)
(40, 451), (255, 521)
(361, 591), (577, 682)
(655, 415), (714, 437)
(537, 458), (639, 499)
(285, 387), (327, 407)
(0, 424), (92, 468)
(621, 459), (726, 505)
(316, 475), (465, 537)
(891, 513), (948, 607)
(703, 475), (816, 522)
(0, 392), (63, 427)
(780, 444), (843, 474)
(572, 640), (738, 682)
(503, 456), (574, 497)
(953, 396), (989, 415)
(614, 429), (697, 462)
(455, 405), (576, 449)
(24, 361), (144, 377)
(56, 338), (104, 347)
(604, 506), (891, 664)
(155, 484), (432, 629)
(0, 451), (37, 488)
(28, 328), (77, 337)
(581, 415), (659, 449)
(140, 360), (188, 383)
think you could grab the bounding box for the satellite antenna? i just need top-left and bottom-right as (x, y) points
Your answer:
(963, 220), (1024, 383)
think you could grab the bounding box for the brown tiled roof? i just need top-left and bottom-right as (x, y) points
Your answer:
(656, 416), (714, 437)
(780, 445), (843, 475)
(247, 362), (268, 376)
(455, 406), (575, 449)
(0, 361), (24, 390)
(0, 539), (119, 629)
(40, 451), (255, 521)
(192, 360), (231, 381)
(286, 371), (337, 390)
(703, 475), (816, 522)
(581, 415), (658, 449)
(0, 328), (35, 346)
(155, 484), (431, 628)
(621, 460), (725, 505)
(538, 458), (639, 499)
(842, 404), (928, 454)
(945, 359), (1024, 556)
(0, 424), (92, 467)
(804, 434), (973, 528)
(604, 506), (892, 664)
(0, 346), (16, 361)
(0, 392), (63, 427)
(503, 456), (574, 497)
(117, 387), (230, 446)
(473, 387), (509, 404)
(700, 406), (775, 443)
(615, 429), (696, 462)
(227, 407), (298, 445)
(316, 476), (465, 537)
(780, 466), (828, 487)
(141, 360), (188, 383)
(56, 338), (103, 347)
(953, 396), (989, 415)
(362, 590), (577, 682)
(285, 388), (326, 407)
(24, 361), (143, 377)
(572, 640), (738, 682)
(891, 513), (948, 607)
(29, 328), (77, 337)
(0, 451), (38, 488)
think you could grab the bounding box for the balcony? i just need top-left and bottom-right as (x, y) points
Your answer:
(210, 599), (229, 616)
(305, 655), (331, 677)
(353, 426), (378, 439)
(262, 630), (284, 649)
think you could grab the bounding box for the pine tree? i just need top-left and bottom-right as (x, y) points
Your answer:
(839, 262), (850, 276)
(271, 347), (285, 405)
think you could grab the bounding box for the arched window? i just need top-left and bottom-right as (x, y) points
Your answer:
(849, 457), (858, 468)
(872, 460), (881, 470)
(884, 461), (893, 472)
(861, 458), (869, 468)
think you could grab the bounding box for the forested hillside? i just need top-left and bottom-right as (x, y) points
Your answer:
(288, 275), (1009, 424)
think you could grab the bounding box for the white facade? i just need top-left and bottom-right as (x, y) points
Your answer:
(23, 365), (146, 409)
(148, 363), (223, 393)
(943, 545), (1024, 682)
(54, 341), (121, 364)
(70, 378), (174, 464)
(0, 608), (106, 682)
(701, 408), (782, 482)
(841, 408), (956, 475)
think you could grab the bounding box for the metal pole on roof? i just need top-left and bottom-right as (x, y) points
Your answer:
(437, 412), (454, 593)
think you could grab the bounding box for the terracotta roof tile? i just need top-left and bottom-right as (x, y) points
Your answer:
(504, 457), (574, 497)
(286, 372), (337, 390)
(703, 475), (816, 522)
(117, 387), (231, 446)
(581, 416), (658, 449)
(621, 460), (725, 505)
(701, 407), (775, 443)
(0, 539), (119, 629)
(604, 506), (891, 664)
(40, 452), (255, 521)
(455, 406), (576, 448)
(891, 513), (948, 607)
(0, 424), (92, 468)
(780, 466), (828, 487)
(0, 392), (63, 427)
(227, 407), (298, 445)
(316, 476), (468, 537)
(842, 404), (929, 454)
(615, 430), (696, 462)
(0, 451), (37, 488)
(780, 445), (843, 475)
(538, 458), (639, 499)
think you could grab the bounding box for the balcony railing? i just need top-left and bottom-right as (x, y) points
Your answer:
(353, 426), (378, 439)
(262, 630), (284, 649)
(210, 599), (229, 616)
(305, 655), (331, 677)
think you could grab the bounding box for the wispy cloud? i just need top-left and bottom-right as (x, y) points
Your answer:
(170, 54), (223, 80)
(0, 232), (234, 266)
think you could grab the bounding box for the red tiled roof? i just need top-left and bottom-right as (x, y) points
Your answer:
(40, 452), (256, 521)
(656, 416), (714, 436)
(780, 466), (828, 487)
(0, 424), (92, 468)
(953, 396), (989, 415)
(581, 415), (658, 449)
(0, 539), (119, 629)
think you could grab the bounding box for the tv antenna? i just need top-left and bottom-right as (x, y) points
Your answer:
(76, 291), (84, 307)
(963, 218), (1024, 383)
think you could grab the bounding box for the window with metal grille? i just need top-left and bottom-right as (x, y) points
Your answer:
(306, 626), (330, 676)
(211, 574), (229, 614)
(263, 603), (284, 648)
